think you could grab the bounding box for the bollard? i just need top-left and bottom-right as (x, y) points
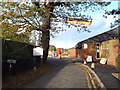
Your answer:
(9, 64), (12, 72)
(33, 67), (37, 71)
(84, 61), (87, 64)
(91, 63), (95, 68)
(34, 67), (36, 69)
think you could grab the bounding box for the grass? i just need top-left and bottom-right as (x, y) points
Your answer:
(2, 63), (52, 88)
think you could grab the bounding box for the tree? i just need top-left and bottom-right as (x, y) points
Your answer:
(1, 2), (50, 63)
(1, 1), (111, 63)
(103, 8), (120, 28)
(103, 8), (120, 48)
(1, 20), (30, 43)
(49, 45), (56, 51)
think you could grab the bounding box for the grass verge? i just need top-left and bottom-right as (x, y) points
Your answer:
(2, 63), (52, 88)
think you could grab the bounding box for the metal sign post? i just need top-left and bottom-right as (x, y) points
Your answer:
(33, 47), (43, 71)
(7, 59), (16, 72)
(33, 56), (37, 71)
(40, 55), (43, 65)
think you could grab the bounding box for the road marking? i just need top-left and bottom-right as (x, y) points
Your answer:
(85, 68), (97, 89)
(84, 69), (92, 89)
(75, 62), (106, 89)
(83, 64), (106, 89)
(79, 64), (92, 89)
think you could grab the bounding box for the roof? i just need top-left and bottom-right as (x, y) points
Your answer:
(75, 26), (119, 49)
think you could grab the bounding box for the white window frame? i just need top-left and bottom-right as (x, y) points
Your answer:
(103, 45), (105, 50)
(84, 44), (88, 49)
(101, 45), (102, 50)
(106, 44), (108, 49)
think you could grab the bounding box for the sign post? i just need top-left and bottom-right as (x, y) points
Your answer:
(33, 47), (43, 71)
(7, 59), (16, 72)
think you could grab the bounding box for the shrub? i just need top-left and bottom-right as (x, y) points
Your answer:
(116, 54), (120, 72)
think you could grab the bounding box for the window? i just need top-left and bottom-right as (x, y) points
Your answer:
(102, 44), (108, 50)
(103, 45), (105, 50)
(106, 44), (108, 49)
(84, 44), (88, 49)
(96, 43), (100, 59)
(96, 44), (100, 49)
(101, 45), (102, 50)
(97, 52), (100, 59)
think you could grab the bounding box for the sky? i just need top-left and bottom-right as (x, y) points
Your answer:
(50, 1), (120, 49)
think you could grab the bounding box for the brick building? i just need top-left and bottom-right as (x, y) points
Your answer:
(70, 48), (76, 57)
(57, 48), (70, 56)
(75, 26), (119, 66)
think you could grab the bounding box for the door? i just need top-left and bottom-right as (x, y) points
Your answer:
(96, 43), (100, 59)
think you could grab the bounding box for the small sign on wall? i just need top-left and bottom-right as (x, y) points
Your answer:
(7, 59), (16, 64)
(33, 47), (43, 56)
(84, 44), (88, 49)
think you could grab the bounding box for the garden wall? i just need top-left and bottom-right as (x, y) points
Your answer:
(2, 39), (34, 78)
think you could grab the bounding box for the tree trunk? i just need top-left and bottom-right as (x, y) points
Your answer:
(41, 4), (51, 64)
(42, 30), (50, 64)
(41, 15), (51, 64)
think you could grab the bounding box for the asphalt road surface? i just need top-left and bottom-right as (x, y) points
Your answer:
(24, 58), (88, 88)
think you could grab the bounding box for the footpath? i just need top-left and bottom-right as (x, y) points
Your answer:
(73, 59), (120, 89)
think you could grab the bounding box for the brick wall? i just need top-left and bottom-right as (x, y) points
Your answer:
(2, 39), (34, 77)
(76, 49), (84, 60)
(2, 40), (34, 61)
(76, 43), (100, 61)
(100, 39), (119, 66)
(70, 49), (76, 57)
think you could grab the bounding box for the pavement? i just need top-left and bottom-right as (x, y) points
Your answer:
(23, 58), (88, 88)
(73, 58), (120, 89)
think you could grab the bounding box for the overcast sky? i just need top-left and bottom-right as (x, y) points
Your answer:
(50, 1), (119, 49)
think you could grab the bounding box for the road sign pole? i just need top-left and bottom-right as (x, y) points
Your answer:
(33, 56), (37, 71)
(41, 55), (43, 65)
(9, 64), (12, 72)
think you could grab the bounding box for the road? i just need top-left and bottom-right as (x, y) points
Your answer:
(23, 57), (88, 88)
